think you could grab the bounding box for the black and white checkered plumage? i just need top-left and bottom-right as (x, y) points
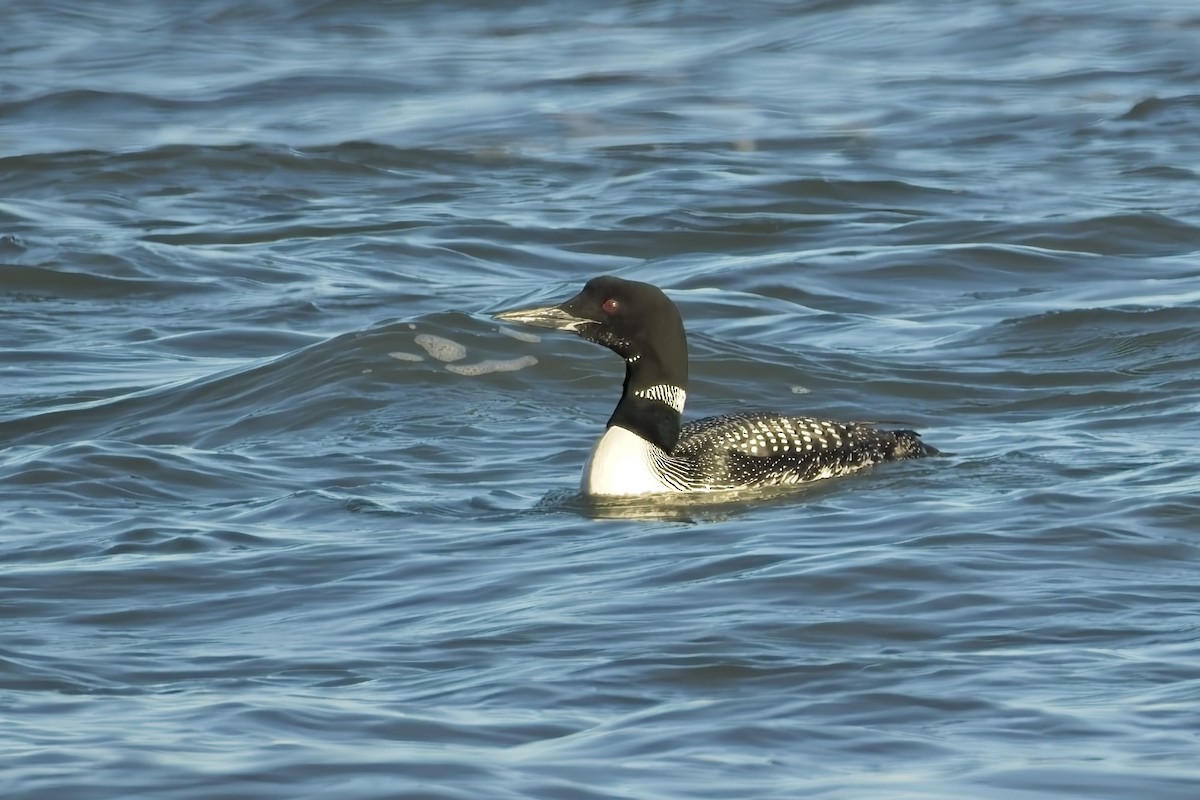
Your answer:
(495, 276), (936, 497)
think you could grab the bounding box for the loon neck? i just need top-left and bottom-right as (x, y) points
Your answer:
(606, 361), (687, 453)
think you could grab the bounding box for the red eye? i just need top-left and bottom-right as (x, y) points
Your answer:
(601, 298), (619, 314)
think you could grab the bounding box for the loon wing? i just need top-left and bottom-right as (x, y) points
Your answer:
(673, 413), (930, 488)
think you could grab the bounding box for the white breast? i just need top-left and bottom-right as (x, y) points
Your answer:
(581, 425), (675, 496)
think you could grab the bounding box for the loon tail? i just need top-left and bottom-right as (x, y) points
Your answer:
(889, 429), (939, 459)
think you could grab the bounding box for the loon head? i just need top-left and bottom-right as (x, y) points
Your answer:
(495, 276), (689, 452)
(495, 275), (688, 386)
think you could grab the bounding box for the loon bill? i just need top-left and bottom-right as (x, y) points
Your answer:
(494, 275), (937, 497)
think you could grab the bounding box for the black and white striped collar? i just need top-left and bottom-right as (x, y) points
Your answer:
(633, 384), (687, 414)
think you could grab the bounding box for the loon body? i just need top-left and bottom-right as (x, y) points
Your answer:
(495, 276), (936, 497)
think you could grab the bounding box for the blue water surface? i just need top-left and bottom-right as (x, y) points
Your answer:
(2, 1), (1199, 798)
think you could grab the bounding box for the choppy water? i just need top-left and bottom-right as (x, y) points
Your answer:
(3, 1), (1200, 798)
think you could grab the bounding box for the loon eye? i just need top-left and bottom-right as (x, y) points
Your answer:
(601, 298), (620, 315)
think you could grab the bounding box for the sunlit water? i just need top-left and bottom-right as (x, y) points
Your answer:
(3, 1), (1200, 798)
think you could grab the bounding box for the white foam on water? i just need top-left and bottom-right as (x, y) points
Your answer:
(388, 351), (424, 362)
(500, 327), (541, 343)
(445, 356), (537, 376)
(414, 334), (467, 363)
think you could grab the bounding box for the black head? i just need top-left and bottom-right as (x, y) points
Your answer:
(495, 276), (690, 452)
(494, 275), (688, 390)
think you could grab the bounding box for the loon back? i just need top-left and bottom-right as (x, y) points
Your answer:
(494, 275), (936, 497)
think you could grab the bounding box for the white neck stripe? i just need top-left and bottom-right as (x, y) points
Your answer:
(633, 384), (686, 414)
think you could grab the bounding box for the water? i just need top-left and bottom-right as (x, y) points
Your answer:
(3, 1), (1200, 798)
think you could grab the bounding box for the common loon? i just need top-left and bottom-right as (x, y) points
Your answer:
(495, 276), (936, 497)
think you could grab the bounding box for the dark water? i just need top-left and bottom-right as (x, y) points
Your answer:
(3, 1), (1200, 798)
